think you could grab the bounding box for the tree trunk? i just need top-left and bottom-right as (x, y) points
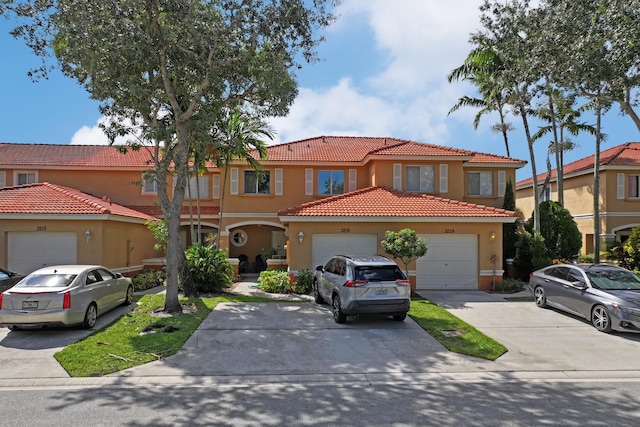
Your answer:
(520, 107), (540, 232)
(593, 105), (602, 264)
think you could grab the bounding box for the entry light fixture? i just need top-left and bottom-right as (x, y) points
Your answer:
(490, 231), (496, 242)
(85, 229), (92, 242)
(298, 231), (305, 244)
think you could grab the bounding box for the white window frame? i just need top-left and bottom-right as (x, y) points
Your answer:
(305, 168), (313, 196)
(184, 175), (209, 200)
(406, 165), (435, 193)
(498, 170), (506, 197)
(14, 171), (37, 186)
(618, 173), (626, 199)
(317, 170), (345, 195)
(393, 164), (402, 190)
(243, 170), (270, 194)
(213, 174), (220, 199)
(230, 168), (239, 195)
(275, 168), (283, 196)
(467, 171), (493, 196)
(439, 164), (448, 193)
(141, 174), (158, 194)
(348, 169), (357, 192)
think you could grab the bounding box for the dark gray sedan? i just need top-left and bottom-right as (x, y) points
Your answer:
(528, 264), (640, 333)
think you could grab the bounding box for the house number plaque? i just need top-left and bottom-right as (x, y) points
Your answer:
(341, 228), (351, 233)
(444, 229), (455, 234)
(37, 226), (47, 231)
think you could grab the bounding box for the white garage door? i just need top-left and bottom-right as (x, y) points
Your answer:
(8, 232), (78, 275)
(312, 234), (378, 270)
(416, 234), (478, 290)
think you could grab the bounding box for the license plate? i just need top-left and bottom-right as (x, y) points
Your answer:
(22, 301), (38, 309)
(375, 288), (388, 296)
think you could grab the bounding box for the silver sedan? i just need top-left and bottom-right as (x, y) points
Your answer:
(0, 265), (134, 330)
(528, 264), (640, 333)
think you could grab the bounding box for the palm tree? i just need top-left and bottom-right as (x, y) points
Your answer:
(448, 47), (514, 157)
(206, 109), (274, 249)
(532, 89), (597, 206)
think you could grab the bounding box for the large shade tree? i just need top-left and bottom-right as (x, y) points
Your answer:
(4, 0), (338, 312)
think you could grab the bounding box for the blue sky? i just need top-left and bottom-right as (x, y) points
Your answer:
(1, 0), (639, 182)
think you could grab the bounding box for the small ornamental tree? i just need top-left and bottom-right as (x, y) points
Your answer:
(381, 229), (428, 281)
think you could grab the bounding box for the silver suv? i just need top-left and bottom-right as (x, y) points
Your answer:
(313, 255), (411, 323)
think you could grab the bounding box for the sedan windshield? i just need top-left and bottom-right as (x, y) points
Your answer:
(15, 274), (77, 288)
(586, 270), (640, 290)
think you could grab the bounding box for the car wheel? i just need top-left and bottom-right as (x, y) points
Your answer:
(534, 286), (547, 308)
(332, 296), (346, 324)
(7, 325), (19, 331)
(313, 280), (324, 304)
(392, 313), (406, 321)
(592, 305), (612, 333)
(122, 285), (134, 306)
(83, 303), (98, 329)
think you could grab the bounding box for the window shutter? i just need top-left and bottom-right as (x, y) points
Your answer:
(498, 170), (506, 197)
(393, 164), (402, 190)
(305, 168), (313, 195)
(349, 169), (357, 192)
(275, 168), (283, 196)
(439, 164), (448, 193)
(213, 175), (220, 199)
(230, 168), (238, 195)
(618, 173), (625, 199)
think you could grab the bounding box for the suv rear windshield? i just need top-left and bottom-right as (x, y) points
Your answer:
(354, 266), (405, 282)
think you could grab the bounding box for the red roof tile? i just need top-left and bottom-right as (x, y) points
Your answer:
(516, 142), (640, 187)
(134, 205), (220, 217)
(278, 186), (517, 218)
(254, 136), (525, 165)
(0, 182), (155, 220)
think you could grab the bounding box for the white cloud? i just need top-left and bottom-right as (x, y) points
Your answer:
(70, 116), (143, 146)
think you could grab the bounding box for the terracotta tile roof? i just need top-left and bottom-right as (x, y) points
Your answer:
(0, 182), (155, 220)
(0, 143), (155, 168)
(134, 205), (220, 217)
(253, 136), (525, 165)
(516, 142), (640, 187)
(278, 186), (517, 218)
(469, 152), (527, 166)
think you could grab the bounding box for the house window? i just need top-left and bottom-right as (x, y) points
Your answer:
(318, 170), (344, 195)
(406, 166), (434, 192)
(467, 171), (493, 196)
(629, 175), (640, 198)
(184, 175), (209, 199)
(142, 175), (157, 194)
(244, 170), (270, 194)
(0, 172), (5, 188)
(16, 172), (36, 185)
(230, 229), (248, 247)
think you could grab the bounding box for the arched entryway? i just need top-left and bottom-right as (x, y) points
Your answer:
(227, 222), (286, 273)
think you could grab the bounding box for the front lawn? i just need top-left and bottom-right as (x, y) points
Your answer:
(55, 294), (507, 377)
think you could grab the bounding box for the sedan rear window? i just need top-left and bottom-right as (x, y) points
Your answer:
(355, 266), (405, 282)
(15, 274), (77, 288)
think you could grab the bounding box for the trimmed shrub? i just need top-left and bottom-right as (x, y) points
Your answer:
(531, 231), (553, 271)
(258, 269), (290, 293)
(290, 269), (313, 294)
(493, 277), (525, 293)
(185, 243), (234, 293)
(131, 270), (166, 291)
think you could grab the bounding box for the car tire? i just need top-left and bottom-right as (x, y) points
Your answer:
(7, 325), (19, 331)
(592, 304), (612, 333)
(122, 285), (134, 306)
(332, 296), (346, 324)
(534, 286), (547, 308)
(392, 313), (406, 321)
(83, 303), (98, 329)
(313, 280), (324, 304)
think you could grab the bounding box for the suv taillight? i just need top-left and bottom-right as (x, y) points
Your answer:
(345, 280), (368, 287)
(63, 291), (71, 309)
(395, 280), (410, 286)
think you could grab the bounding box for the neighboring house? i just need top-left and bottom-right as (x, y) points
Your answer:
(515, 142), (640, 256)
(0, 137), (526, 290)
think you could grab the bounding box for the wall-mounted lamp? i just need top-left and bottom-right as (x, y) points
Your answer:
(298, 231), (305, 244)
(85, 229), (92, 242)
(490, 231), (496, 242)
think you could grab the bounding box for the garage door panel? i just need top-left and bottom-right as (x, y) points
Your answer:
(416, 234), (478, 290)
(8, 232), (77, 275)
(312, 234), (377, 271)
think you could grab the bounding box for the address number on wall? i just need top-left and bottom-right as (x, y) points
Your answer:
(444, 229), (455, 234)
(341, 228), (351, 233)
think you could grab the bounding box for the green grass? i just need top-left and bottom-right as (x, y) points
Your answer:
(55, 294), (507, 377)
(408, 298), (507, 360)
